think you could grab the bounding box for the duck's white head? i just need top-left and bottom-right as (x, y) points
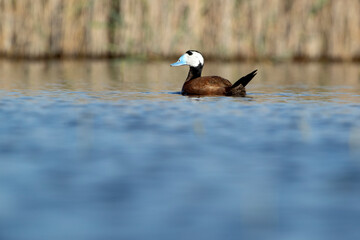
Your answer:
(170, 50), (204, 68)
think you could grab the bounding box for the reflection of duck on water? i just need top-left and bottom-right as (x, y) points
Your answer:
(171, 50), (257, 96)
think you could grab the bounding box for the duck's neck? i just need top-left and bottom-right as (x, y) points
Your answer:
(185, 65), (203, 82)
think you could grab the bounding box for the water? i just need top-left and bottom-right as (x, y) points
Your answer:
(0, 60), (360, 240)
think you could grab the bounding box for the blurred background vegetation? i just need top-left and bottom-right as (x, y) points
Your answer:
(0, 0), (358, 60)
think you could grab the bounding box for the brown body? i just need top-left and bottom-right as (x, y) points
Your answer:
(182, 76), (233, 95)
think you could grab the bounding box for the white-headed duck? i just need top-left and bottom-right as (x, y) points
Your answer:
(171, 50), (257, 96)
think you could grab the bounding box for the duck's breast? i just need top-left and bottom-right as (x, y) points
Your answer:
(182, 76), (232, 95)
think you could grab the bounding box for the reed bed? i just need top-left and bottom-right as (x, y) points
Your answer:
(0, 0), (358, 60)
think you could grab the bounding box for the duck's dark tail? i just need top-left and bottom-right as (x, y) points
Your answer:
(232, 70), (257, 88)
(227, 70), (257, 96)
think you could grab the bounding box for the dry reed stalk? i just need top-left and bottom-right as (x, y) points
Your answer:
(89, 0), (111, 56)
(47, 0), (63, 56)
(62, 0), (89, 56)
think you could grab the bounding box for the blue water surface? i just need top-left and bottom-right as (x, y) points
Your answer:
(0, 60), (360, 240)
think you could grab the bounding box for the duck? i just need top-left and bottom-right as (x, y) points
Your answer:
(170, 50), (257, 96)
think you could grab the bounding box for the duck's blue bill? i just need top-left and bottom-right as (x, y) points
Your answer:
(170, 54), (187, 66)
